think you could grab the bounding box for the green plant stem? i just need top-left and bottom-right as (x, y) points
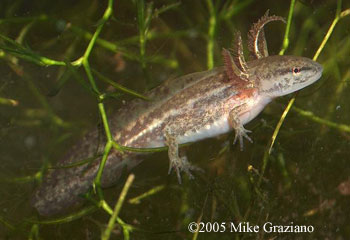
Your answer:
(70, 24), (177, 68)
(76, 0), (115, 204)
(0, 97), (18, 106)
(92, 69), (149, 100)
(136, 0), (153, 72)
(99, 103), (113, 141)
(0, 216), (15, 230)
(268, 97), (295, 154)
(313, 2), (350, 61)
(206, 0), (216, 70)
(82, 0), (113, 95)
(267, 0), (347, 155)
(29, 206), (98, 224)
(0, 14), (48, 24)
(1, 173), (38, 183)
(279, 0), (295, 55)
(28, 224), (39, 240)
(128, 185), (165, 204)
(153, 2), (181, 17)
(83, 2), (112, 62)
(100, 200), (114, 215)
(102, 174), (135, 240)
(219, 0), (254, 20)
(94, 139), (112, 200)
(261, 1), (350, 189)
(259, 97), (295, 185)
(292, 106), (350, 133)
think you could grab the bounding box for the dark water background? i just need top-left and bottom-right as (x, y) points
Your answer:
(1, 0), (350, 239)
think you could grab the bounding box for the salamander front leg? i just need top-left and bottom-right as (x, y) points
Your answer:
(164, 127), (198, 184)
(229, 105), (253, 151)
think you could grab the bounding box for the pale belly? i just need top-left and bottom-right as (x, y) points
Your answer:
(176, 95), (272, 145)
(177, 115), (231, 144)
(143, 116), (231, 148)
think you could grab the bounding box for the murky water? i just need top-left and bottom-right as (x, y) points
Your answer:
(1, 0), (350, 239)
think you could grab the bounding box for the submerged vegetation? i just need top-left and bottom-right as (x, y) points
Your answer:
(0, 0), (350, 239)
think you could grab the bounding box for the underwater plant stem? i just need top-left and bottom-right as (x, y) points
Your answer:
(279, 0), (295, 55)
(128, 185), (165, 204)
(102, 174), (135, 240)
(94, 99), (116, 199)
(268, 98), (295, 154)
(0, 97), (18, 106)
(206, 0), (216, 70)
(0, 216), (15, 230)
(81, 0), (114, 95)
(82, 0), (113, 62)
(259, 0), (350, 194)
(292, 106), (350, 133)
(260, 97), (295, 186)
(78, 0), (115, 201)
(98, 102), (113, 142)
(29, 206), (98, 224)
(136, 0), (153, 71)
(92, 69), (149, 100)
(313, 1), (350, 61)
(94, 141), (112, 199)
(267, 0), (347, 156)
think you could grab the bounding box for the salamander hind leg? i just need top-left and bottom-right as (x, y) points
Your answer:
(164, 126), (200, 184)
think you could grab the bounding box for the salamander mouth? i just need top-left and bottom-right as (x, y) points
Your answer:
(309, 61), (323, 84)
(315, 62), (323, 78)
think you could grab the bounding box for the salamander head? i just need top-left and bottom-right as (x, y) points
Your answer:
(249, 55), (323, 97)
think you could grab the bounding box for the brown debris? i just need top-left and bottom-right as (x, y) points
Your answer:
(338, 178), (350, 196)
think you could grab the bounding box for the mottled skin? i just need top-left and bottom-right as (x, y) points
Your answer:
(32, 14), (323, 216)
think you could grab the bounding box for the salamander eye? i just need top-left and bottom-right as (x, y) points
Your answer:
(292, 67), (301, 75)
